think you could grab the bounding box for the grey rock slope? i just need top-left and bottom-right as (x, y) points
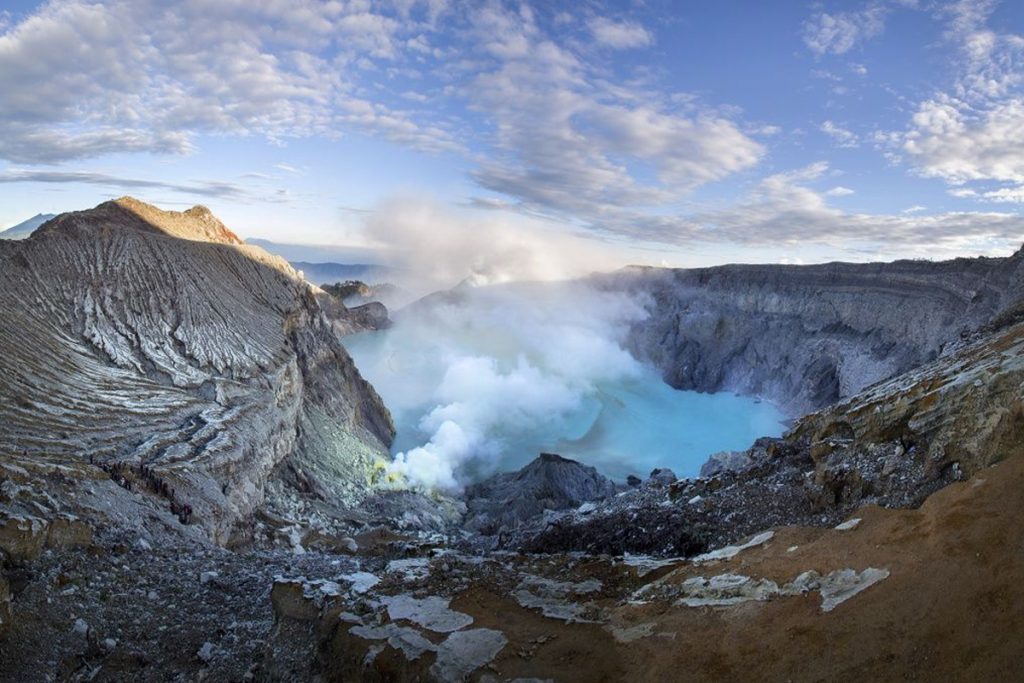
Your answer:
(602, 250), (1024, 414)
(0, 198), (394, 544)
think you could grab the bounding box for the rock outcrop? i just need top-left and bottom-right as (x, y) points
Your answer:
(0, 198), (394, 545)
(463, 453), (619, 533)
(603, 250), (1024, 414)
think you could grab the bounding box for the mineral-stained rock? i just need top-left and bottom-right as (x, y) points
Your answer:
(0, 515), (92, 564)
(792, 319), (1024, 480)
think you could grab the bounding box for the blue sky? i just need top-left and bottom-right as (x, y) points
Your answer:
(1, 0), (1023, 268)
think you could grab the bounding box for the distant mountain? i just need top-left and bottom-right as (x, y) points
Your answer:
(291, 261), (396, 286)
(0, 213), (56, 240)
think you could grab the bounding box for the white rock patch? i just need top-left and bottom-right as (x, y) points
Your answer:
(382, 595), (474, 633)
(692, 531), (775, 563)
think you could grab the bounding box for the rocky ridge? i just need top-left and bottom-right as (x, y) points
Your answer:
(0, 198), (393, 547)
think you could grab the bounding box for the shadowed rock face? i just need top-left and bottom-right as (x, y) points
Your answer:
(602, 250), (1024, 414)
(0, 198), (394, 544)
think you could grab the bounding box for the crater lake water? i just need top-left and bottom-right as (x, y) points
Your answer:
(343, 288), (785, 485)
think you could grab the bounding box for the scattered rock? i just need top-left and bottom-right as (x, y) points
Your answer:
(817, 568), (890, 612)
(381, 595), (474, 633)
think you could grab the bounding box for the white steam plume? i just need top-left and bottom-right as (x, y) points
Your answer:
(345, 280), (650, 492)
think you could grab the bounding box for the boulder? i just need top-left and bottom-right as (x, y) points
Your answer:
(648, 468), (677, 486)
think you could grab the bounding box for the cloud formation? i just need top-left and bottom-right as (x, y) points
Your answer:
(803, 2), (889, 55)
(464, 4), (763, 231)
(1, 0), (1020, 257)
(888, 0), (1024, 204)
(821, 121), (859, 148)
(588, 17), (653, 49)
(0, 169), (251, 199)
(0, 0), (457, 163)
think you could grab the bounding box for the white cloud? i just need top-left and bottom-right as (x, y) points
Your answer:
(979, 186), (1024, 202)
(903, 96), (1024, 184)
(903, 204), (927, 213)
(821, 120), (859, 147)
(571, 161), (1024, 259)
(587, 17), (653, 49)
(826, 186), (855, 196)
(803, 3), (888, 55)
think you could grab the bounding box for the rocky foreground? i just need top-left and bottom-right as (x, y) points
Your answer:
(1, 199), (1023, 681)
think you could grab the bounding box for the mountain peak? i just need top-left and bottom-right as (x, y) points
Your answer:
(110, 196), (243, 244)
(30, 197), (243, 246)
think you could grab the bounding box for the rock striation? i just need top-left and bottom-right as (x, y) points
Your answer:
(0, 198), (394, 545)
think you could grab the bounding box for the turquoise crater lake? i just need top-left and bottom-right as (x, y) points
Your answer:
(343, 316), (784, 485)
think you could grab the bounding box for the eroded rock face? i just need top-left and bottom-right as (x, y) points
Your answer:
(0, 198), (394, 545)
(603, 250), (1024, 414)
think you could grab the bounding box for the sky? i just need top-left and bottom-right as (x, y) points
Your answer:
(1, 0), (1023, 268)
